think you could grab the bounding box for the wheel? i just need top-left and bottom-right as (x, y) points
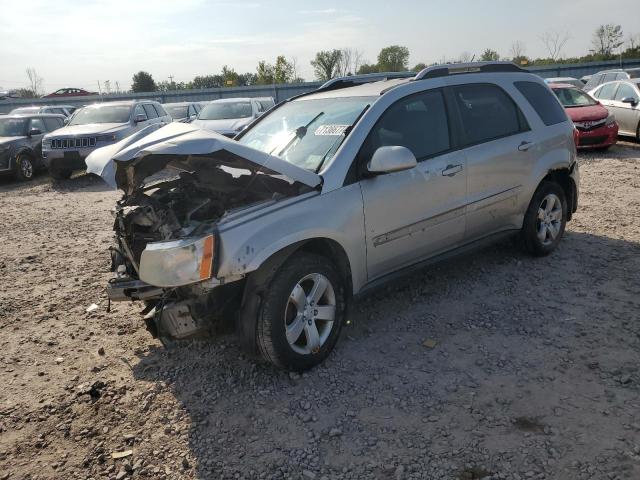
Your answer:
(14, 153), (35, 181)
(49, 166), (72, 180)
(520, 181), (567, 256)
(255, 252), (345, 371)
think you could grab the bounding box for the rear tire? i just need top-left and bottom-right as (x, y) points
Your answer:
(14, 153), (35, 181)
(520, 181), (567, 257)
(255, 252), (345, 371)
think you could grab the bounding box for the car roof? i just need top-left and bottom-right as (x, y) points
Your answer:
(546, 77), (577, 81)
(211, 98), (255, 103)
(299, 78), (410, 101)
(163, 102), (196, 107)
(548, 83), (580, 89)
(4, 113), (66, 119)
(83, 100), (142, 108)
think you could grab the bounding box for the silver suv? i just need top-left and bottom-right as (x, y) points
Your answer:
(104, 62), (579, 371)
(43, 100), (171, 180)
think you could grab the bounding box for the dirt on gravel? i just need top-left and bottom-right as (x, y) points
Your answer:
(0, 143), (639, 480)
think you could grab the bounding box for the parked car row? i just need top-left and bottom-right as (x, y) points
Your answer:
(0, 95), (276, 181)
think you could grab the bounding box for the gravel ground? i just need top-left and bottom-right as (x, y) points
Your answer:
(0, 143), (639, 480)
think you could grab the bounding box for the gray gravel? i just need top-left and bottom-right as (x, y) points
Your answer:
(0, 142), (639, 479)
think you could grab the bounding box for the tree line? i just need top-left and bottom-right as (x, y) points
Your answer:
(9, 24), (640, 97)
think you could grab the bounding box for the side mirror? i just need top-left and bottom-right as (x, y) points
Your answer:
(134, 113), (147, 123)
(621, 97), (639, 106)
(28, 128), (42, 136)
(63, 118), (69, 125)
(367, 146), (417, 175)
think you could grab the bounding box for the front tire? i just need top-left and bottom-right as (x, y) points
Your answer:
(255, 252), (345, 371)
(520, 181), (567, 256)
(14, 153), (35, 181)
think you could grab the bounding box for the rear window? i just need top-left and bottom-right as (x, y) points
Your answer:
(453, 84), (528, 145)
(515, 81), (567, 126)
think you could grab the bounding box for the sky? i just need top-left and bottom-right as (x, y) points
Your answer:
(1, 0), (639, 93)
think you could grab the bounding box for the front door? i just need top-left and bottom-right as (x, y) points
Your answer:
(610, 82), (640, 136)
(358, 89), (467, 281)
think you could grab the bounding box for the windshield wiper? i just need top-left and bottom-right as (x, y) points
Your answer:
(270, 112), (325, 157)
(314, 104), (371, 173)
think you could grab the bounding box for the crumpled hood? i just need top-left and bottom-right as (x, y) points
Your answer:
(0, 136), (24, 145)
(110, 122), (321, 193)
(46, 122), (130, 137)
(192, 117), (251, 133)
(565, 104), (609, 122)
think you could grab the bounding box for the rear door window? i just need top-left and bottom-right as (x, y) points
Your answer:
(154, 104), (168, 117)
(452, 83), (527, 145)
(598, 82), (619, 100)
(143, 104), (158, 119)
(515, 81), (567, 126)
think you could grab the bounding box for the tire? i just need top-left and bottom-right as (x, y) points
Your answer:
(255, 252), (345, 371)
(49, 166), (72, 180)
(14, 153), (35, 181)
(520, 181), (567, 256)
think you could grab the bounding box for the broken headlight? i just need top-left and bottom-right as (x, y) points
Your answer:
(139, 234), (214, 287)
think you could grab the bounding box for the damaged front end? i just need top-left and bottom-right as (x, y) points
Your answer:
(104, 123), (320, 341)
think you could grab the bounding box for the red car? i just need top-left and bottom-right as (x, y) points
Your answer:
(549, 83), (618, 150)
(43, 88), (98, 98)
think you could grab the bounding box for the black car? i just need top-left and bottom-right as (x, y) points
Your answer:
(0, 114), (65, 180)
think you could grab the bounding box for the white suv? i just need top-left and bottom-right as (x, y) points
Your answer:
(103, 62), (579, 371)
(43, 100), (171, 180)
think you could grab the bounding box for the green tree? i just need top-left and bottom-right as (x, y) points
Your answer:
(256, 61), (275, 84)
(377, 45), (409, 71)
(191, 75), (222, 89)
(311, 50), (343, 81)
(356, 63), (379, 74)
(412, 63), (427, 71)
(238, 72), (258, 86)
(274, 56), (294, 84)
(480, 49), (500, 61)
(131, 71), (157, 92)
(221, 65), (239, 87)
(592, 24), (624, 57)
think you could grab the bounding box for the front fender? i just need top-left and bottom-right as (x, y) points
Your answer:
(216, 183), (367, 293)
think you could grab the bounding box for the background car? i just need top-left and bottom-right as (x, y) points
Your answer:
(0, 114), (65, 180)
(43, 88), (98, 98)
(583, 68), (640, 92)
(192, 97), (274, 137)
(10, 105), (75, 117)
(550, 83), (618, 149)
(42, 100), (171, 179)
(544, 77), (584, 89)
(588, 79), (640, 141)
(163, 101), (202, 122)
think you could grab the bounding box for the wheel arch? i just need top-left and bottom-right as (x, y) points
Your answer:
(539, 166), (578, 221)
(236, 237), (354, 355)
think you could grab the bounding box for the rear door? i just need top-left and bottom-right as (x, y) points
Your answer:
(450, 82), (534, 239)
(359, 89), (467, 280)
(610, 82), (640, 136)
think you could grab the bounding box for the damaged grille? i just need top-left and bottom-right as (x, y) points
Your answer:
(51, 137), (97, 149)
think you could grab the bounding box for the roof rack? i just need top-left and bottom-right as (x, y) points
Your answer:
(317, 71), (416, 92)
(414, 61), (526, 81)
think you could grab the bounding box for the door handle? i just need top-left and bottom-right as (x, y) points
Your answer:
(441, 164), (463, 177)
(518, 141), (534, 152)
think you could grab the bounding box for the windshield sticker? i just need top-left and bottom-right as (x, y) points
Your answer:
(314, 125), (349, 136)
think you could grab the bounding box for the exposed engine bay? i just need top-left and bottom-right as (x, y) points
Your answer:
(108, 152), (314, 341)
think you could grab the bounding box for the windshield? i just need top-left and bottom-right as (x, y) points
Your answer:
(165, 105), (188, 118)
(69, 105), (132, 125)
(199, 101), (252, 120)
(553, 87), (598, 107)
(238, 96), (374, 172)
(0, 118), (27, 137)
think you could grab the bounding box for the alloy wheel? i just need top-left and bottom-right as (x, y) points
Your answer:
(20, 157), (33, 179)
(536, 193), (562, 246)
(284, 273), (336, 355)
